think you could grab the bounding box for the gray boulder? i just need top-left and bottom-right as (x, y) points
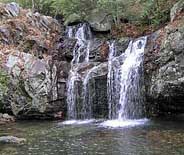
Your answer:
(0, 136), (26, 144)
(0, 2), (20, 20)
(86, 9), (113, 32)
(5, 2), (20, 17)
(4, 51), (57, 117)
(0, 3), (67, 119)
(0, 113), (15, 124)
(64, 13), (82, 26)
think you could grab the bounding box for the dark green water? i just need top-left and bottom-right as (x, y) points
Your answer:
(0, 118), (184, 155)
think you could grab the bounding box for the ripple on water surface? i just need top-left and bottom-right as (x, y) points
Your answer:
(59, 119), (95, 125)
(1, 119), (184, 155)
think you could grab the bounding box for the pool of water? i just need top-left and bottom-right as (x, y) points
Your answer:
(0, 118), (184, 155)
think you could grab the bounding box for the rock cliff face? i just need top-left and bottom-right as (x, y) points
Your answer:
(0, 2), (67, 119)
(144, 0), (184, 116)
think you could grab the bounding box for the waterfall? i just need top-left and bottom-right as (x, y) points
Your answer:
(107, 41), (120, 119)
(66, 23), (93, 119)
(82, 66), (99, 119)
(108, 37), (147, 120)
(66, 22), (147, 123)
(66, 23), (92, 64)
(66, 68), (81, 119)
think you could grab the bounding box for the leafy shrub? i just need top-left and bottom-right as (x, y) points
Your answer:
(140, 0), (174, 27)
(0, 69), (9, 112)
(0, 0), (179, 30)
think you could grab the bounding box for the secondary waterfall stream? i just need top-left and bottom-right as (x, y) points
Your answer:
(66, 23), (95, 119)
(118, 37), (147, 120)
(108, 37), (147, 120)
(103, 37), (148, 127)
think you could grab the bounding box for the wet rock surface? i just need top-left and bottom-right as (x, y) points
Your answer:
(0, 136), (26, 144)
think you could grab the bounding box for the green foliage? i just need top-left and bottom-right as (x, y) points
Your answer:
(58, 0), (97, 19)
(0, 0), (177, 29)
(140, 0), (172, 27)
(0, 0), (57, 15)
(0, 69), (9, 112)
(0, 0), (128, 24)
(0, 70), (9, 90)
(0, 0), (32, 7)
(97, 0), (123, 25)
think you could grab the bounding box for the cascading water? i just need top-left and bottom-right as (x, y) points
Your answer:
(118, 37), (147, 120)
(82, 65), (100, 119)
(103, 37), (148, 127)
(66, 22), (148, 126)
(66, 69), (81, 119)
(66, 23), (93, 120)
(107, 41), (120, 119)
(67, 23), (92, 64)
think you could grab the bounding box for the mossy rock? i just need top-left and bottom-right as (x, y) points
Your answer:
(64, 13), (83, 26)
(86, 9), (113, 32)
(0, 69), (9, 111)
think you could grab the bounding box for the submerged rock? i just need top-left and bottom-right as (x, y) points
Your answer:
(0, 136), (26, 144)
(0, 113), (15, 124)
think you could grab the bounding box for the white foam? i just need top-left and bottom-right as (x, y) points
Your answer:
(100, 119), (149, 128)
(61, 119), (95, 125)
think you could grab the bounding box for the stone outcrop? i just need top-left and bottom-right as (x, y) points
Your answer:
(86, 9), (113, 32)
(0, 3), (67, 119)
(64, 9), (113, 32)
(0, 2), (20, 19)
(144, 4), (184, 116)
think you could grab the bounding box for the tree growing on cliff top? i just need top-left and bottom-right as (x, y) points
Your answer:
(0, 0), (178, 28)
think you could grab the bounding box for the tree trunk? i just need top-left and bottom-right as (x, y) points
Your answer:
(32, 0), (35, 12)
